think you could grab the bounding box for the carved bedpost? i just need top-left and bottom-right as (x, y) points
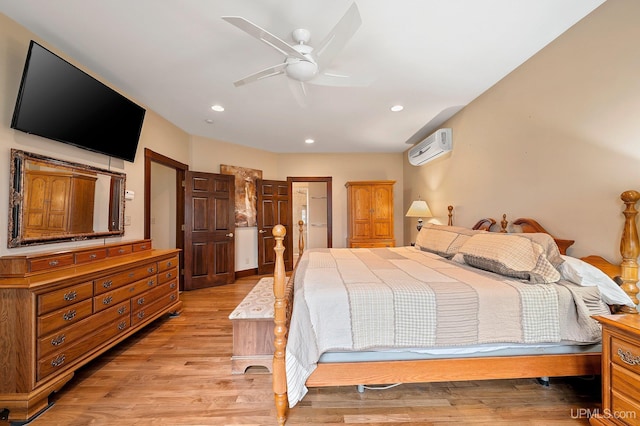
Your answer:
(272, 225), (288, 424)
(447, 205), (453, 226)
(500, 214), (508, 233)
(619, 190), (640, 313)
(298, 220), (305, 257)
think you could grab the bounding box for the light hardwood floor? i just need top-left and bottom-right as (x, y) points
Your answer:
(17, 275), (601, 425)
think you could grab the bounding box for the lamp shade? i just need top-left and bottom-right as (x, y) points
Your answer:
(405, 200), (432, 218)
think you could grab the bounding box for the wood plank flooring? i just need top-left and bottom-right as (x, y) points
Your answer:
(19, 275), (602, 425)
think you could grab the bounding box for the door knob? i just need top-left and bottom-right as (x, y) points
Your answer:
(225, 233), (234, 238)
(258, 229), (266, 234)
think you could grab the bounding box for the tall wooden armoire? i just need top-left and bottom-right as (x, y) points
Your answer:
(345, 180), (395, 248)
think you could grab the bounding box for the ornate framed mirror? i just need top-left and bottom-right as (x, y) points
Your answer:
(8, 149), (126, 248)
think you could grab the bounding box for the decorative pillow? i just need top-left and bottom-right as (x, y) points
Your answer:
(459, 233), (561, 284)
(558, 255), (635, 307)
(508, 233), (564, 268)
(415, 224), (483, 259)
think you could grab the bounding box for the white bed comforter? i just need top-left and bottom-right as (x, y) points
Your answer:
(285, 247), (607, 406)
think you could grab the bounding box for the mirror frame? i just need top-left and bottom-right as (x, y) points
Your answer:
(8, 149), (126, 248)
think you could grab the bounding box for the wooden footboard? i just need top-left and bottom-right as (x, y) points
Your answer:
(271, 191), (640, 425)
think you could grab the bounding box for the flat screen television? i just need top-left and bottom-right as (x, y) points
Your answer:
(11, 41), (146, 163)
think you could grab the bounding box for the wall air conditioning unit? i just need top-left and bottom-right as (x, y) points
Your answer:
(408, 128), (452, 166)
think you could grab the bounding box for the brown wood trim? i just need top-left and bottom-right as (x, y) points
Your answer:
(287, 177), (332, 248)
(144, 148), (189, 290)
(235, 268), (259, 278)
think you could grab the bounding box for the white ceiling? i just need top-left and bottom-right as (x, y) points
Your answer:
(0, 0), (605, 154)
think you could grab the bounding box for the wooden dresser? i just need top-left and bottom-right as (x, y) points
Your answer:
(0, 239), (182, 423)
(591, 315), (640, 426)
(345, 180), (395, 248)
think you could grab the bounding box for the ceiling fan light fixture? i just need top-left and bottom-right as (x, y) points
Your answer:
(286, 60), (318, 82)
(211, 104), (225, 112)
(391, 105), (404, 112)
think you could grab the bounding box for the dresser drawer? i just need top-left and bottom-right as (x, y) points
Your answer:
(38, 299), (93, 337)
(157, 267), (178, 284)
(158, 256), (179, 272)
(38, 301), (129, 358)
(131, 289), (179, 327)
(611, 363), (640, 405)
(131, 280), (177, 313)
(93, 276), (156, 312)
(74, 248), (107, 264)
(37, 317), (130, 381)
(37, 281), (93, 315)
(29, 253), (75, 273)
(94, 262), (157, 294)
(611, 390), (640, 426)
(612, 336), (640, 376)
(107, 244), (133, 257)
(132, 241), (152, 252)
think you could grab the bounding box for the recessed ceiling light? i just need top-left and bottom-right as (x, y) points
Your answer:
(390, 105), (404, 112)
(305, 138), (315, 144)
(205, 119), (213, 124)
(211, 105), (225, 112)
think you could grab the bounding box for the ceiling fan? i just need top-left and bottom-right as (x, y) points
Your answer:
(222, 3), (366, 89)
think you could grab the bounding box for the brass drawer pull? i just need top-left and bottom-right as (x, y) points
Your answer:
(89, 253), (97, 259)
(166, 261), (173, 267)
(137, 311), (145, 319)
(51, 354), (66, 368)
(118, 306), (127, 315)
(140, 245), (148, 250)
(129, 272), (135, 278)
(63, 291), (77, 301)
(118, 321), (127, 330)
(62, 310), (76, 321)
(102, 280), (113, 289)
(118, 248), (125, 254)
(137, 297), (145, 305)
(102, 296), (113, 305)
(51, 334), (66, 346)
(170, 282), (176, 289)
(147, 279), (155, 287)
(170, 294), (176, 301)
(618, 348), (640, 366)
(148, 267), (155, 273)
(166, 272), (173, 279)
(48, 260), (59, 266)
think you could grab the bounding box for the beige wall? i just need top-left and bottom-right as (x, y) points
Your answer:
(0, 12), (190, 256)
(403, 0), (640, 262)
(277, 153), (404, 247)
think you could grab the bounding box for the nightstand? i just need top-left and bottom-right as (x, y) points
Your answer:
(591, 315), (640, 426)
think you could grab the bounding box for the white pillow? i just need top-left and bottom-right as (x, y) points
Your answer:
(558, 255), (635, 307)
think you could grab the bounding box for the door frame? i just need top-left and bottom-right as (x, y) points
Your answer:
(144, 148), (189, 289)
(287, 177), (333, 249)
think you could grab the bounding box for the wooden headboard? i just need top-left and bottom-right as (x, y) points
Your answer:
(470, 214), (575, 255)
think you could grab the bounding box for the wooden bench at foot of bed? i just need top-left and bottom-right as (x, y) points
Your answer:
(229, 278), (275, 374)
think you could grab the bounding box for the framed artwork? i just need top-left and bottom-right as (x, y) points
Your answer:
(220, 164), (262, 227)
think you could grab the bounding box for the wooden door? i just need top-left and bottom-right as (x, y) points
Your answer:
(183, 171), (235, 290)
(371, 184), (393, 239)
(257, 179), (291, 274)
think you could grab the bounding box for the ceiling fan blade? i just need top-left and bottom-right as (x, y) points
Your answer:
(313, 3), (362, 71)
(288, 79), (308, 108)
(307, 71), (373, 87)
(233, 62), (288, 87)
(222, 16), (307, 61)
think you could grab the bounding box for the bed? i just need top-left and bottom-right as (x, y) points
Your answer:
(270, 190), (640, 425)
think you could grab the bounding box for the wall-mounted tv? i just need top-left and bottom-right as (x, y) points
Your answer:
(11, 41), (146, 163)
